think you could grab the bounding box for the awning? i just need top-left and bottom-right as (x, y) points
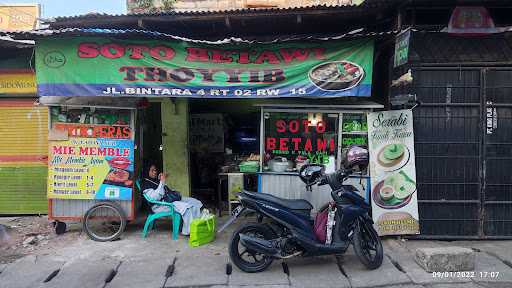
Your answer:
(0, 27), (396, 44)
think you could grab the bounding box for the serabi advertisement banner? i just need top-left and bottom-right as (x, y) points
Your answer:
(367, 109), (419, 236)
(36, 37), (373, 98)
(48, 136), (134, 200)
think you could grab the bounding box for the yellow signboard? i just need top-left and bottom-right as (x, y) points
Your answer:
(0, 4), (39, 31)
(0, 71), (36, 94)
(48, 136), (134, 200)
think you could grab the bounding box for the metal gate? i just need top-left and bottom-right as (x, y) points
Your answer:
(412, 67), (512, 238)
(483, 69), (512, 237)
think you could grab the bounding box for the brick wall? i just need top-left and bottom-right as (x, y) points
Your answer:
(127, 0), (358, 13)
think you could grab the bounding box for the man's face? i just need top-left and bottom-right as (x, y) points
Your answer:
(148, 165), (158, 179)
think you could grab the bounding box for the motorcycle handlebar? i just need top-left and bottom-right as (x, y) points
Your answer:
(318, 168), (353, 188)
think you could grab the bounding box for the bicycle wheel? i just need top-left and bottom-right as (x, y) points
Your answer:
(83, 202), (126, 242)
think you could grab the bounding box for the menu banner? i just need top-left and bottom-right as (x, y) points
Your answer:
(367, 109), (419, 235)
(36, 37), (374, 98)
(48, 135), (134, 200)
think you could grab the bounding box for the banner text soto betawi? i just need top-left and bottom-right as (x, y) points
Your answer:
(78, 42), (327, 84)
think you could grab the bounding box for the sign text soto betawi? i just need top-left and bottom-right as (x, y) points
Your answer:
(36, 37), (374, 98)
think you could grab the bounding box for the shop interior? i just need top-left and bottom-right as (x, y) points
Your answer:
(187, 99), (372, 213)
(188, 99), (261, 211)
(137, 99), (376, 214)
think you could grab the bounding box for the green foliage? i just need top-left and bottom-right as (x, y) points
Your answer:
(135, 0), (153, 9)
(133, 0), (175, 12)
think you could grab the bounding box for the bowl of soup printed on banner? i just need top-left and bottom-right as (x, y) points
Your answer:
(372, 170), (416, 209)
(375, 143), (410, 172)
(308, 60), (365, 91)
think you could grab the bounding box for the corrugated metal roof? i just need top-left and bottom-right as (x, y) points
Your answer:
(0, 27), (398, 44)
(0, 36), (33, 48)
(46, 1), (393, 23)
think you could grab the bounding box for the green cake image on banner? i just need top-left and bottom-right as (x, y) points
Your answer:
(35, 37), (374, 98)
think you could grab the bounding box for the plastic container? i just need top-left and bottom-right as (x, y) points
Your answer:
(239, 161), (259, 173)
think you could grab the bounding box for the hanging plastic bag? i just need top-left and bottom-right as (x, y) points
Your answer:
(200, 209), (211, 219)
(326, 205), (336, 245)
(189, 212), (216, 247)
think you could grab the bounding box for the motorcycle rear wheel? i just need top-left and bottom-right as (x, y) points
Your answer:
(229, 223), (276, 273)
(353, 219), (383, 270)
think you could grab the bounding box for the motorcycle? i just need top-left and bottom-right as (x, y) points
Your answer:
(219, 145), (383, 273)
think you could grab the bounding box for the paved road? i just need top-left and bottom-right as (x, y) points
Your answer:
(2, 238), (512, 288)
(1, 219), (512, 288)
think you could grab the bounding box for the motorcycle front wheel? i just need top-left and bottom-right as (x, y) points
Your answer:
(353, 219), (383, 270)
(229, 223), (276, 273)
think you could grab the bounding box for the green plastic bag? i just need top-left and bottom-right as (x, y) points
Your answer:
(189, 215), (216, 247)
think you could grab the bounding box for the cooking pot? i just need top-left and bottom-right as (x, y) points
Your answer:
(295, 156), (309, 171)
(269, 157), (292, 172)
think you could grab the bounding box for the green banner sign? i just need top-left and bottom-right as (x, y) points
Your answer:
(36, 37), (374, 98)
(394, 29), (410, 68)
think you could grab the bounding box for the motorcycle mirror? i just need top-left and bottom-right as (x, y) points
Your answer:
(299, 164), (325, 187)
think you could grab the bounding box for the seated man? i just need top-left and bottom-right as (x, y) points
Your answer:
(142, 164), (202, 235)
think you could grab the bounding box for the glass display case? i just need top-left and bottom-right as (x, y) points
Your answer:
(263, 111), (339, 173)
(261, 109), (368, 174)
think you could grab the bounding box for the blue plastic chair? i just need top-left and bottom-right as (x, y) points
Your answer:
(136, 179), (181, 240)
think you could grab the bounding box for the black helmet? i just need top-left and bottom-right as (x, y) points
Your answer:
(343, 145), (369, 172)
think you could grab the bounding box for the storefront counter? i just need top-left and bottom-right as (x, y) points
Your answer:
(258, 172), (370, 213)
(217, 172), (258, 216)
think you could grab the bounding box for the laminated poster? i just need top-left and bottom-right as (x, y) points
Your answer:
(47, 125), (134, 200)
(367, 109), (419, 235)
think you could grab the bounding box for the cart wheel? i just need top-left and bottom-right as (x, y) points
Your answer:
(54, 221), (67, 235)
(83, 202), (126, 242)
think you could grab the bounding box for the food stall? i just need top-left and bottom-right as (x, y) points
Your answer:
(44, 97), (138, 241)
(257, 103), (382, 212)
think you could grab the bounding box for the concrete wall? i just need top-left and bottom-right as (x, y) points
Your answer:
(161, 98), (191, 197)
(128, 0), (358, 13)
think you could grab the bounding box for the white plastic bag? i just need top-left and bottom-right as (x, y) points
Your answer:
(200, 209), (211, 219)
(326, 206), (336, 245)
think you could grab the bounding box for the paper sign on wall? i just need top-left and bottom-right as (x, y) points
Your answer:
(367, 109), (419, 235)
(190, 114), (224, 152)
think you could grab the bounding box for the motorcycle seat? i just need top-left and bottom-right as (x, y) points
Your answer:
(243, 190), (313, 211)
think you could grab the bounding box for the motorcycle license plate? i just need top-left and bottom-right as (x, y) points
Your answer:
(217, 206), (245, 233)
